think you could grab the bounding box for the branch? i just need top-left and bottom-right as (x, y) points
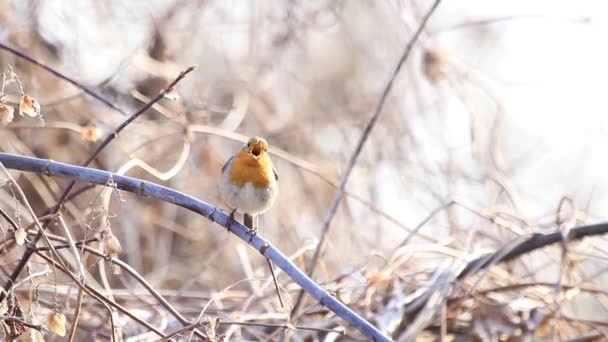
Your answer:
(34, 231), (208, 338)
(457, 223), (608, 280)
(294, 0), (442, 316)
(2, 316), (45, 332)
(0, 153), (392, 342)
(34, 250), (168, 338)
(0, 42), (127, 115)
(0, 65), (195, 306)
(80, 64), (196, 167)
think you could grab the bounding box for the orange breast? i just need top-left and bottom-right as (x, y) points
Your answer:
(229, 150), (274, 188)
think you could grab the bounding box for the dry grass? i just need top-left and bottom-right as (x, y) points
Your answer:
(0, 0), (605, 341)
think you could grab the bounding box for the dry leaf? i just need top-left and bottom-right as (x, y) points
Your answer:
(47, 312), (67, 336)
(19, 95), (41, 117)
(0, 103), (14, 125)
(81, 125), (102, 142)
(105, 233), (122, 257)
(14, 228), (27, 245)
(206, 317), (225, 342)
(205, 317), (219, 340)
(423, 48), (450, 82)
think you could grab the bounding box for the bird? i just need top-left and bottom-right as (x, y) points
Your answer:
(218, 136), (284, 307)
(219, 136), (279, 234)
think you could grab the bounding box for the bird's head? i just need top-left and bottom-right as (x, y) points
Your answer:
(243, 136), (269, 159)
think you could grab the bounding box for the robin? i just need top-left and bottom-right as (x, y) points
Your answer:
(219, 136), (279, 233)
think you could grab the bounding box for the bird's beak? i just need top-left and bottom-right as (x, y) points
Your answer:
(250, 144), (263, 157)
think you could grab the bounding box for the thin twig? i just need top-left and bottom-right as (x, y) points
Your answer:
(80, 64), (196, 167)
(394, 200), (454, 251)
(221, 320), (345, 334)
(69, 286), (85, 341)
(266, 258), (285, 307)
(2, 316), (46, 331)
(160, 319), (346, 342)
(0, 42), (127, 115)
(0, 164), (94, 341)
(34, 231), (206, 339)
(33, 237), (99, 252)
(0, 206), (19, 231)
(448, 281), (608, 304)
(0, 152), (392, 342)
(431, 14), (589, 35)
(0, 65), (196, 304)
(0, 163), (77, 281)
(35, 251), (168, 338)
(63, 184), (97, 204)
(12, 267), (51, 289)
(41, 67), (122, 107)
(159, 321), (207, 341)
(292, 0), (442, 316)
(54, 214), (87, 342)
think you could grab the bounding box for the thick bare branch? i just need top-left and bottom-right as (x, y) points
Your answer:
(0, 152), (392, 342)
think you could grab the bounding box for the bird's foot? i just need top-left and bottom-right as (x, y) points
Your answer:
(247, 226), (258, 243)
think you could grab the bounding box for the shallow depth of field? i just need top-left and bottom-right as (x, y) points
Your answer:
(1, 1), (608, 341)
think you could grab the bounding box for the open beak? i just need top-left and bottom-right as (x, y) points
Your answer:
(250, 144), (263, 157)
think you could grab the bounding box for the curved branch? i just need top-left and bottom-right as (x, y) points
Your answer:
(0, 152), (391, 342)
(457, 223), (608, 280)
(0, 65), (196, 306)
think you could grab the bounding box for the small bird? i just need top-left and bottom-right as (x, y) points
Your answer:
(219, 136), (279, 233)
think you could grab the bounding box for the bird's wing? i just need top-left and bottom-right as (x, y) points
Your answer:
(273, 167), (279, 181)
(221, 156), (235, 174)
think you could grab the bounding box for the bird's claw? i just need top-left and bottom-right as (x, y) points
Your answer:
(247, 227), (258, 243)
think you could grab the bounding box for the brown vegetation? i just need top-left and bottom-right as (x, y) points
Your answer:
(0, 1), (604, 341)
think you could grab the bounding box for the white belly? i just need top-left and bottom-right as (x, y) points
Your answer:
(219, 164), (278, 215)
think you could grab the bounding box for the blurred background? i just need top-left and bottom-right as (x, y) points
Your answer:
(1, 0), (608, 340)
